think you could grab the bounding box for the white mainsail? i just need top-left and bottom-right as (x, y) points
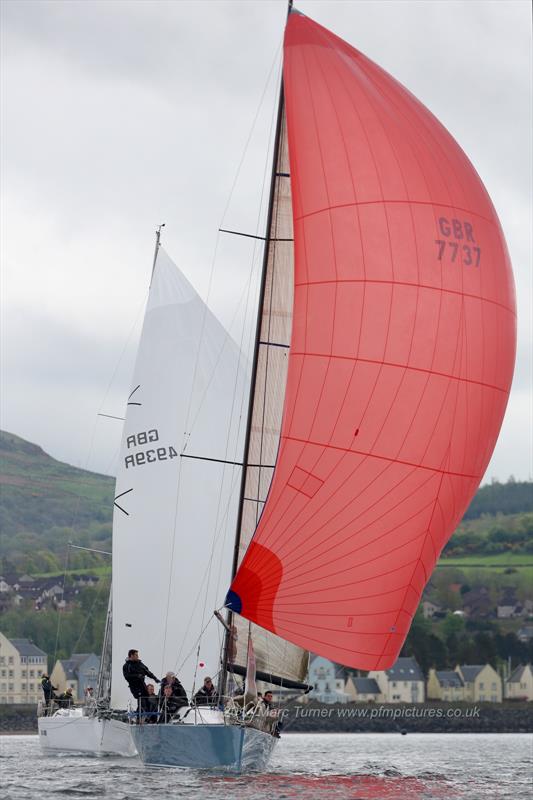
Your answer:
(111, 248), (245, 708)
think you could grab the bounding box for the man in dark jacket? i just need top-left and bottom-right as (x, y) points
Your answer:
(193, 677), (217, 706)
(41, 674), (57, 715)
(57, 688), (74, 708)
(122, 649), (159, 701)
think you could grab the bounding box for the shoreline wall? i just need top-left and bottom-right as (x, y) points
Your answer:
(1, 701), (532, 735)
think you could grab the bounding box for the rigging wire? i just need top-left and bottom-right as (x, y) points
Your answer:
(51, 288), (146, 667)
(162, 42), (284, 677)
(52, 546), (70, 667)
(192, 48), (288, 676)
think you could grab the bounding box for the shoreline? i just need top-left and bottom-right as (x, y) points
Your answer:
(2, 701), (532, 735)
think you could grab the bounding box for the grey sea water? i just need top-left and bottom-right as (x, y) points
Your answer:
(1, 733), (531, 800)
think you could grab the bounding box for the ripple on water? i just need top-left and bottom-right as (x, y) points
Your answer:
(1, 733), (532, 800)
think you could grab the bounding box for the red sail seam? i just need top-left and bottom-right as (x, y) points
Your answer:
(297, 33), (342, 453)
(254, 462), (436, 577)
(294, 279), (516, 317)
(249, 555), (421, 602)
(283, 434), (480, 479)
(288, 352), (510, 394)
(293, 41), (417, 523)
(259, 582), (414, 606)
(247, 472), (437, 582)
(251, 446), (429, 571)
(294, 199), (496, 225)
(263, 520), (432, 594)
(265, 625), (398, 661)
(375, 395), (460, 663)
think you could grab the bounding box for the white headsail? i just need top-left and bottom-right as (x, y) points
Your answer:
(111, 248), (245, 708)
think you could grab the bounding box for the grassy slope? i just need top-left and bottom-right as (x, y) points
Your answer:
(0, 431), (114, 571)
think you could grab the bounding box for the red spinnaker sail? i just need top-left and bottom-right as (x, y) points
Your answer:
(227, 12), (516, 669)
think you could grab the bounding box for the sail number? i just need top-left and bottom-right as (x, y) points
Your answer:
(435, 217), (481, 267)
(124, 429), (178, 468)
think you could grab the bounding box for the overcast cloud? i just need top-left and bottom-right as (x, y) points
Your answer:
(1, 0), (531, 482)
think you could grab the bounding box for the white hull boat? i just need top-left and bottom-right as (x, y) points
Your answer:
(38, 709), (136, 757)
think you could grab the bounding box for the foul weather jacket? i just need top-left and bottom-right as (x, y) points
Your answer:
(123, 659), (159, 698)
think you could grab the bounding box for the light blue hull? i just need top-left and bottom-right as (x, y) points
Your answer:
(130, 723), (277, 771)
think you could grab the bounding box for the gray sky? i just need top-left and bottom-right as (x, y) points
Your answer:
(1, 0), (531, 482)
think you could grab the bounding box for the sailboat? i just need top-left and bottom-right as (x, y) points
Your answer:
(130, 3), (516, 771)
(37, 238), (246, 756)
(41, 1), (516, 769)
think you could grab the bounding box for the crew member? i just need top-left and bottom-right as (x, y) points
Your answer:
(122, 649), (159, 701)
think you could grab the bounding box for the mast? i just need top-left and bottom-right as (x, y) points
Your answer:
(150, 223), (165, 285)
(221, 2), (293, 695)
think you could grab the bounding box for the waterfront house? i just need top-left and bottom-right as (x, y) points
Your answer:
(345, 676), (381, 702)
(50, 653), (100, 699)
(307, 656), (351, 704)
(368, 657), (425, 703)
(0, 632), (47, 704)
(455, 664), (502, 702)
(427, 669), (465, 701)
(505, 664), (533, 701)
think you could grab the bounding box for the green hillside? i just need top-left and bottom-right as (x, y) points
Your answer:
(0, 429), (531, 575)
(0, 430), (114, 574)
(0, 430), (531, 671)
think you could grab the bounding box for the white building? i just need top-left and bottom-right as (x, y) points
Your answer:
(307, 656), (351, 704)
(0, 632), (47, 704)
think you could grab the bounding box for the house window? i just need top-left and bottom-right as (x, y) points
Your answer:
(8, 670), (13, 678)
(29, 683), (35, 691)
(392, 682), (397, 688)
(30, 670), (34, 678)
(479, 682), (484, 689)
(0, 657), (5, 664)
(491, 682), (496, 689)
(491, 695), (497, 701)
(1, 670), (5, 677)
(8, 657), (13, 665)
(480, 694), (485, 701)
(21, 683), (26, 691)
(1, 683), (6, 691)
(8, 683), (14, 691)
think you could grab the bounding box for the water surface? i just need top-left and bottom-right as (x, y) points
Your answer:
(2, 733), (531, 799)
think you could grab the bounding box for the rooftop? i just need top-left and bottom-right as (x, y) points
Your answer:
(435, 670), (463, 688)
(507, 664), (531, 683)
(385, 657), (424, 682)
(352, 677), (380, 694)
(458, 665), (485, 682)
(10, 638), (47, 658)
